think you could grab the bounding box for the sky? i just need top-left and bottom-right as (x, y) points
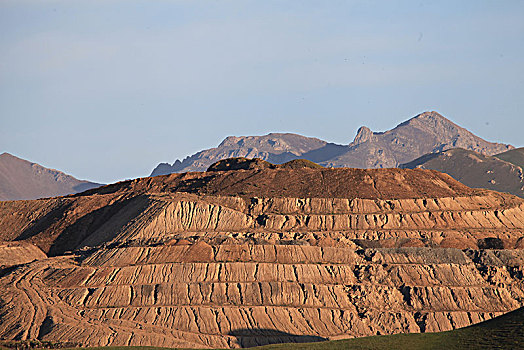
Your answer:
(1, 1), (523, 183)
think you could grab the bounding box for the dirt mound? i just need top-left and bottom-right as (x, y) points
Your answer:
(207, 157), (275, 171)
(207, 158), (324, 172)
(278, 159), (324, 169)
(82, 163), (479, 201)
(0, 162), (523, 348)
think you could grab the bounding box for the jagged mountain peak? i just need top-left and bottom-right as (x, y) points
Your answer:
(151, 133), (329, 176)
(395, 111), (465, 135)
(409, 110), (451, 123)
(150, 111), (513, 176)
(353, 126), (374, 144)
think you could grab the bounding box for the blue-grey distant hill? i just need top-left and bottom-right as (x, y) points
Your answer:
(401, 147), (524, 198)
(0, 153), (102, 201)
(151, 111), (513, 176)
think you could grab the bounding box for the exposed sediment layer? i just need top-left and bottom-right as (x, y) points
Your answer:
(1, 245), (523, 348)
(0, 165), (523, 348)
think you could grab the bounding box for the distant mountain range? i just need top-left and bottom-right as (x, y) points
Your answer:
(0, 153), (102, 201)
(151, 111), (513, 176)
(402, 147), (524, 198)
(1, 111), (518, 201)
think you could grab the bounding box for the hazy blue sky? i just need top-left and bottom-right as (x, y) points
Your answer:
(1, 1), (523, 183)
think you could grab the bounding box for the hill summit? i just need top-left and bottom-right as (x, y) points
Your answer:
(0, 152), (101, 201)
(206, 157), (324, 172)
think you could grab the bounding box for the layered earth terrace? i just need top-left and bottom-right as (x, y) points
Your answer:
(0, 158), (523, 348)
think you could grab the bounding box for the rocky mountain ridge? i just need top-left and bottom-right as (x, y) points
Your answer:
(151, 111), (513, 175)
(0, 159), (523, 348)
(0, 152), (102, 201)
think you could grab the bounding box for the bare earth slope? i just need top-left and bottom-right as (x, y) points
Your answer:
(0, 153), (102, 201)
(1, 159), (523, 348)
(151, 111), (513, 175)
(401, 148), (524, 198)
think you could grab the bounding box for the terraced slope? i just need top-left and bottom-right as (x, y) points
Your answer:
(248, 306), (524, 349)
(0, 159), (523, 348)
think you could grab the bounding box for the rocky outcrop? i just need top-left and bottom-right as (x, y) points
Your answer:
(0, 153), (102, 201)
(323, 111), (513, 169)
(0, 164), (523, 348)
(151, 111), (513, 175)
(151, 133), (329, 175)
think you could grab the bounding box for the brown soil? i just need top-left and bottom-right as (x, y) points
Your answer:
(80, 165), (478, 200)
(0, 161), (523, 348)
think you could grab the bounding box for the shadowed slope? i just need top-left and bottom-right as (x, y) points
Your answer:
(495, 147), (524, 169)
(401, 148), (524, 198)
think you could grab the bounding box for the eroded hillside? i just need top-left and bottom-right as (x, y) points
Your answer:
(0, 158), (523, 348)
